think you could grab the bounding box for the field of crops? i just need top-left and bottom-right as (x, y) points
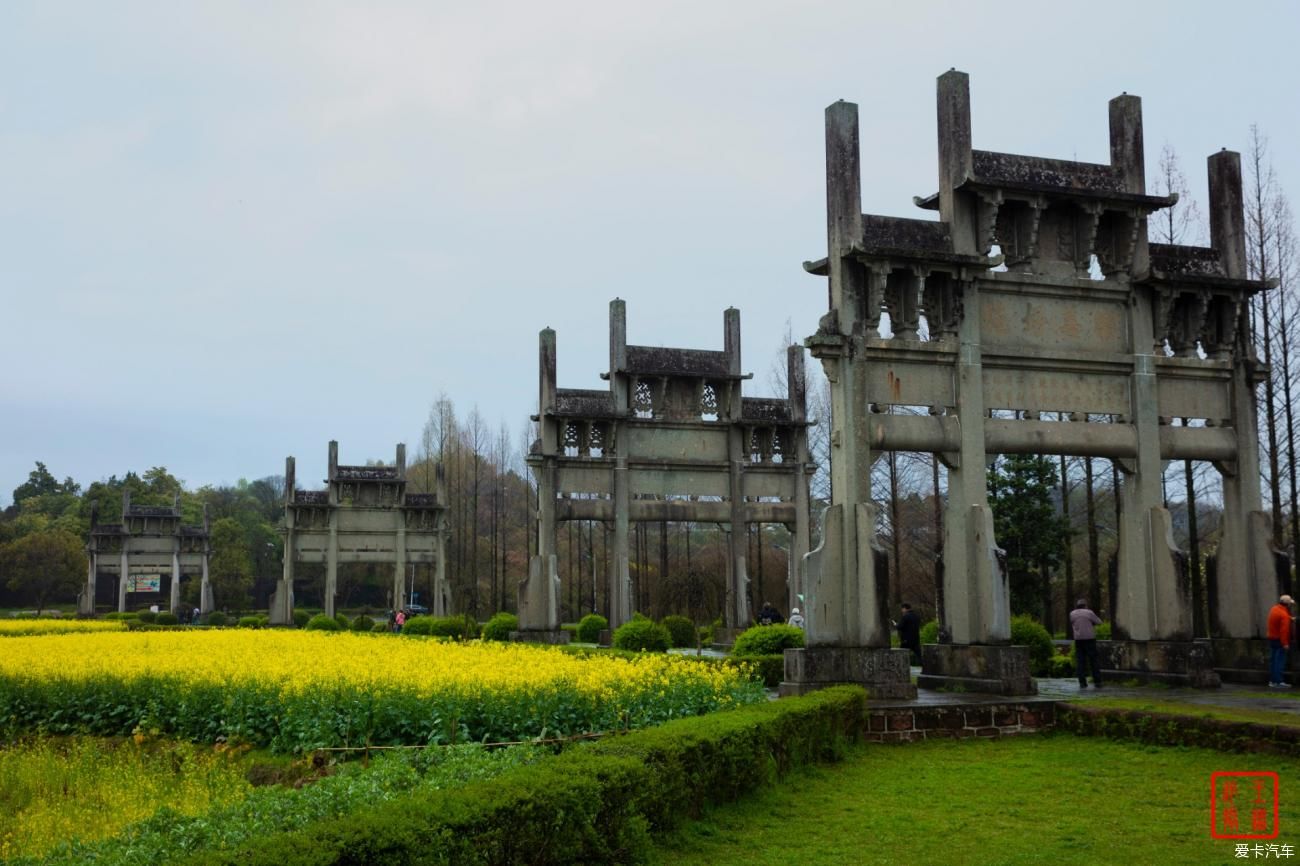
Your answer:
(0, 631), (764, 753)
(0, 619), (126, 637)
(0, 736), (252, 861)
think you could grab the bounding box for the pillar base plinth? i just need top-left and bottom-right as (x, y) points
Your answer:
(1099, 639), (1221, 688)
(918, 644), (1037, 696)
(779, 646), (917, 699)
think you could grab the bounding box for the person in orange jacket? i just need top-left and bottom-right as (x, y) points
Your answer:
(1267, 594), (1295, 688)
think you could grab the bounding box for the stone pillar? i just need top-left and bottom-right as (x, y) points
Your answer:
(325, 510), (338, 619)
(1209, 148), (1275, 639)
(199, 505), (214, 615)
(80, 551), (97, 616)
(788, 345), (811, 616)
(516, 329), (567, 643)
(937, 69), (978, 256)
(170, 545), (182, 615)
(394, 513), (407, 613)
(608, 455), (632, 629)
(269, 458), (294, 625)
(118, 548), (129, 613)
(782, 100), (913, 699)
(939, 279), (1009, 646)
(200, 546), (213, 615)
(434, 527), (450, 616)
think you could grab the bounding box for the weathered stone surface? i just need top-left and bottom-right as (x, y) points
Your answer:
(83, 491), (210, 616)
(1098, 639), (1221, 688)
(802, 70), (1275, 685)
(780, 646), (916, 699)
(276, 443), (448, 624)
(529, 300), (812, 632)
(918, 644), (1037, 696)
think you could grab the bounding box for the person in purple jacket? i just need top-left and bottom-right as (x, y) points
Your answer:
(1070, 599), (1104, 688)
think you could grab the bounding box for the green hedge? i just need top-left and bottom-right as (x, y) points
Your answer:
(187, 686), (868, 866)
(660, 615), (696, 648)
(731, 624), (804, 656)
(576, 614), (608, 643)
(612, 618), (671, 652)
(481, 612), (519, 642)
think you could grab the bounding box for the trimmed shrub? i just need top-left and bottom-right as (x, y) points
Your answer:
(239, 616), (262, 629)
(731, 624), (805, 656)
(482, 612), (519, 642)
(185, 686), (868, 866)
(292, 610), (311, 628)
(1096, 621), (1112, 640)
(1010, 614), (1054, 677)
(103, 611), (139, 621)
(136, 610), (158, 624)
(305, 613), (343, 632)
(155, 612), (179, 626)
(660, 615), (696, 648)
(401, 615), (434, 636)
(576, 614), (608, 643)
(334, 613), (351, 630)
(919, 619), (939, 645)
(612, 618), (671, 652)
(427, 614), (480, 640)
(205, 611), (229, 627)
(371, 622), (389, 633)
(351, 615), (375, 632)
(257, 615), (270, 628)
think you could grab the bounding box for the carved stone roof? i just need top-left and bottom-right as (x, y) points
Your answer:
(971, 150), (1126, 194)
(295, 490), (330, 505)
(335, 466), (399, 481)
(127, 506), (177, 518)
(91, 524), (124, 536)
(1142, 242), (1274, 292)
(624, 345), (734, 378)
(404, 493), (442, 508)
(742, 397), (794, 424)
(554, 388), (619, 419)
(914, 150), (1177, 211)
(1148, 243), (1224, 278)
(862, 215), (954, 254)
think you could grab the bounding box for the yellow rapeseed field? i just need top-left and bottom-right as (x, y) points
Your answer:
(0, 619), (126, 637)
(0, 631), (763, 752)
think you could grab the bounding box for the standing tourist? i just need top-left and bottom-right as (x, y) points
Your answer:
(1267, 595), (1295, 688)
(895, 603), (922, 665)
(788, 607), (805, 629)
(1070, 599), (1103, 688)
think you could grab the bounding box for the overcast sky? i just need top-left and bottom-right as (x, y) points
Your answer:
(3, 1), (1298, 505)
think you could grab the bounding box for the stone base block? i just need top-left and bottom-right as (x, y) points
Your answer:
(267, 584), (294, 626)
(1210, 637), (1298, 685)
(779, 646), (917, 700)
(509, 629), (571, 645)
(918, 644), (1037, 696)
(1098, 639), (1220, 688)
(598, 629), (612, 647)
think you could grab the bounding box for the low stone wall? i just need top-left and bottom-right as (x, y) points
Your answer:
(861, 701), (1055, 742)
(1057, 704), (1300, 756)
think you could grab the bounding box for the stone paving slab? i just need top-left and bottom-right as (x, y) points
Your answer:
(861, 669), (1300, 717)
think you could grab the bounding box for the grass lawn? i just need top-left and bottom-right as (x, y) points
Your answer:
(652, 734), (1300, 866)
(1070, 697), (1300, 728)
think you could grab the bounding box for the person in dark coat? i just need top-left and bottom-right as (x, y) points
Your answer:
(757, 602), (784, 626)
(1070, 599), (1104, 688)
(895, 603), (922, 665)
